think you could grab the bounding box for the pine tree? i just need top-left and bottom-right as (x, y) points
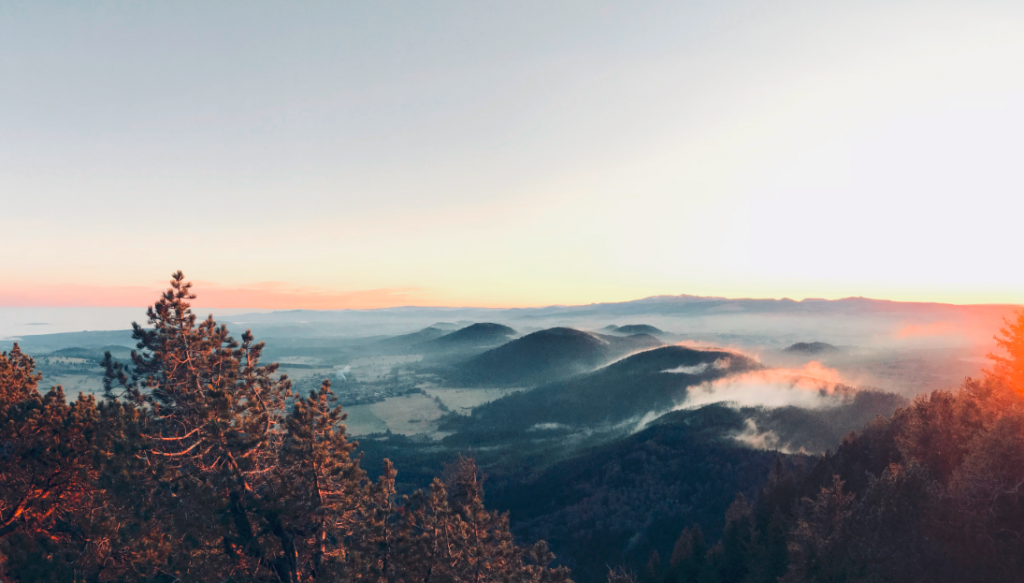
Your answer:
(642, 550), (662, 583)
(0, 346), (105, 579)
(668, 525), (706, 583)
(443, 455), (522, 583)
(989, 309), (1024, 392)
(0, 344), (39, 409)
(717, 494), (752, 583)
(392, 476), (451, 583)
(273, 379), (367, 581)
(747, 457), (795, 583)
(782, 475), (854, 583)
(0, 272), (572, 583)
(102, 272), (297, 580)
(333, 458), (394, 582)
(391, 456), (572, 583)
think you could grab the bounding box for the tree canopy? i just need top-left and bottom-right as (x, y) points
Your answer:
(3, 273), (1023, 583)
(635, 308), (1024, 583)
(0, 272), (572, 583)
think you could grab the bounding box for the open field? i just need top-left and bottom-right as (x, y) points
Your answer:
(370, 393), (444, 436)
(47, 374), (105, 400)
(38, 356), (90, 365)
(343, 393), (444, 437)
(423, 387), (527, 415)
(340, 388), (528, 438)
(343, 404), (390, 436)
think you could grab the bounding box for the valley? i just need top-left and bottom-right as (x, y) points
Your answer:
(1, 295), (1010, 580)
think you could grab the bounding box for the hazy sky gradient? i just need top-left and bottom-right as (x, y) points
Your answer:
(3, 0), (1023, 307)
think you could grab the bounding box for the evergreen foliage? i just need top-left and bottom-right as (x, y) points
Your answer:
(4, 276), (1024, 583)
(0, 273), (571, 583)
(0, 345), (111, 579)
(629, 308), (1024, 583)
(989, 309), (1024, 392)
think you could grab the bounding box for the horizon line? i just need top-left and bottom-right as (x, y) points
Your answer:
(2, 293), (1021, 313)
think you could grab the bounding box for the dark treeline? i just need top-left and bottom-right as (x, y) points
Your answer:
(635, 312), (1024, 583)
(0, 273), (571, 583)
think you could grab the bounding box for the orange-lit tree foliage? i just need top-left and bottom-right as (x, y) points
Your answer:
(639, 308), (1024, 583)
(989, 308), (1024, 392)
(1, 272), (572, 583)
(0, 346), (109, 579)
(100, 271), (298, 580)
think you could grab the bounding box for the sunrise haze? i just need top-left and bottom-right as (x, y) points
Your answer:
(3, 0), (1023, 308)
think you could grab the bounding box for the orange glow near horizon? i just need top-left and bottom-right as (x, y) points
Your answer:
(1, 279), (1021, 311)
(3, 3), (1024, 313)
(0, 281), (456, 310)
(897, 322), (961, 338)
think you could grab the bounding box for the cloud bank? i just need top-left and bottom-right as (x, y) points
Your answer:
(679, 361), (854, 411)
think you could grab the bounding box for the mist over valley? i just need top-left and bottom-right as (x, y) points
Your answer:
(1, 293), (1009, 580)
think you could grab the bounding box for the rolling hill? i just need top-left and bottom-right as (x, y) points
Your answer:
(442, 345), (760, 441)
(783, 341), (838, 354)
(487, 389), (906, 581)
(370, 326), (448, 352)
(406, 323), (520, 363)
(488, 403), (783, 581)
(419, 322), (516, 352)
(449, 327), (663, 387)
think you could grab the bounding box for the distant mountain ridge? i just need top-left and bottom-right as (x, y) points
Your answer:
(603, 324), (665, 335)
(50, 345), (133, 360)
(195, 295), (1017, 346)
(218, 295), (1018, 324)
(7, 295), (1016, 353)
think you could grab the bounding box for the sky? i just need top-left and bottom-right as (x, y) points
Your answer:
(2, 0), (1023, 309)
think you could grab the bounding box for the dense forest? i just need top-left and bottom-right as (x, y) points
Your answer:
(0, 274), (570, 583)
(632, 310), (1024, 583)
(2, 272), (1024, 583)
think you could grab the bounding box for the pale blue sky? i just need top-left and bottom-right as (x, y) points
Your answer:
(2, 1), (1023, 307)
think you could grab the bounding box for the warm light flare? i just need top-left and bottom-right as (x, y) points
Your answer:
(681, 360), (856, 410)
(0, 281), (438, 310)
(898, 321), (960, 338)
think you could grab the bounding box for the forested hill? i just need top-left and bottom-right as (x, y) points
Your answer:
(447, 327), (663, 387)
(634, 313), (1024, 583)
(478, 392), (905, 582)
(421, 322), (517, 351)
(604, 324), (665, 336)
(441, 345), (759, 442)
(488, 404), (787, 582)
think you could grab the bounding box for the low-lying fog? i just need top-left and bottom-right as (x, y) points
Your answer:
(4, 294), (1015, 581)
(4, 295), (1011, 444)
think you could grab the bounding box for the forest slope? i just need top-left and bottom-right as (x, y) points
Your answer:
(449, 327), (663, 387)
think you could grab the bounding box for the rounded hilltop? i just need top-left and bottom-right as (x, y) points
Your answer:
(783, 341), (838, 354)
